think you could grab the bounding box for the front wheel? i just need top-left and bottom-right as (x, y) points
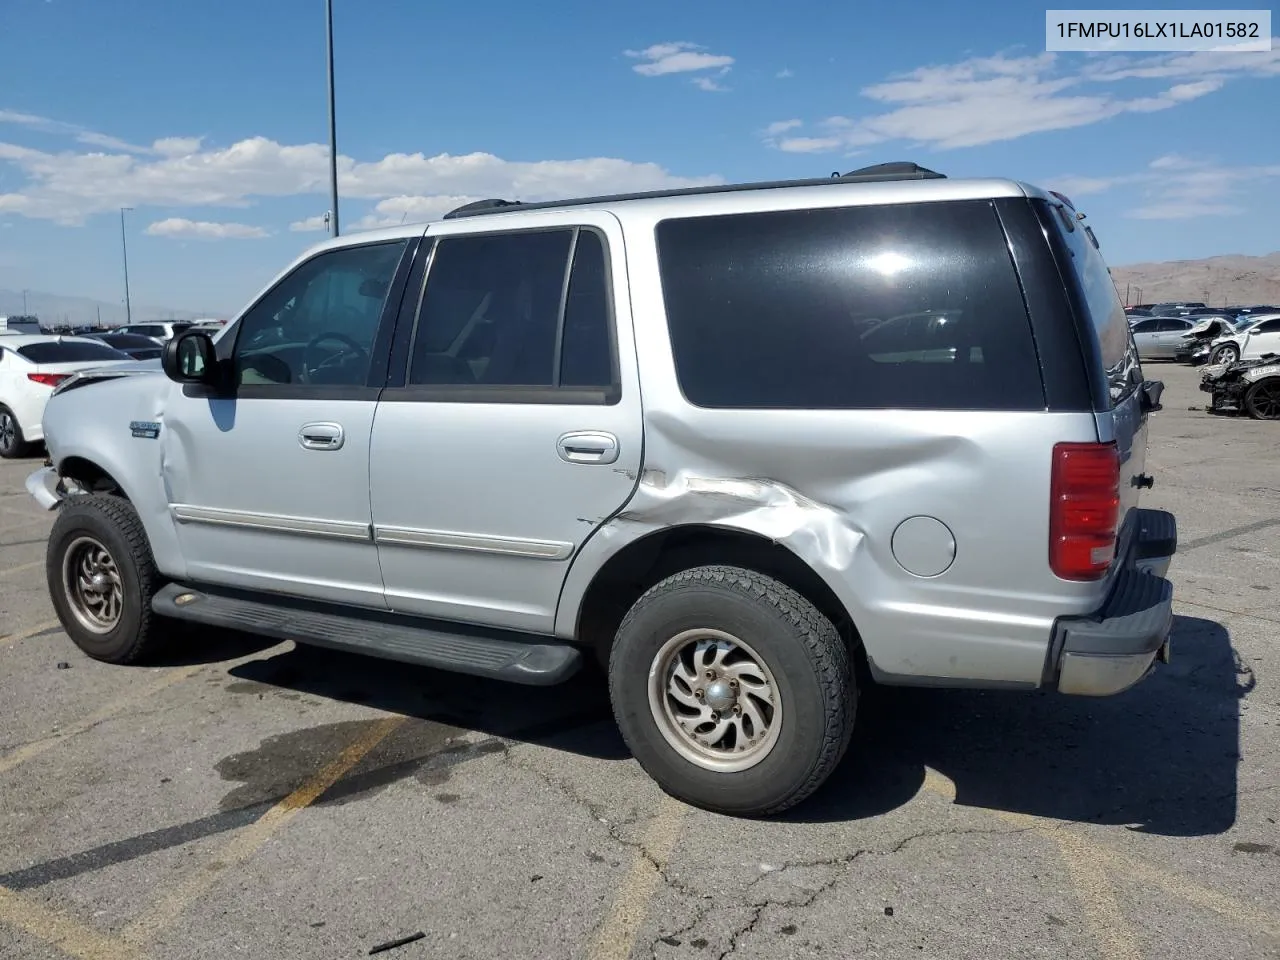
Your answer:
(1244, 378), (1280, 420)
(1211, 344), (1240, 365)
(608, 565), (855, 816)
(46, 494), (170, 664)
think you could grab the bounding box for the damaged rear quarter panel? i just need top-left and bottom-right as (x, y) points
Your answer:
(561, 407), (1104, 685)
(557, 205), (1108, 687)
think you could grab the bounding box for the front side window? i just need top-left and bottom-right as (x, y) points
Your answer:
(408, 227), (616, 393)
(233, 240), (407, 387)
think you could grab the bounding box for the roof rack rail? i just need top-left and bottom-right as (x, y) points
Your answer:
(832, 161), (946, 181)
(442, 198), (525, 219)
(440, 160), (948, 221)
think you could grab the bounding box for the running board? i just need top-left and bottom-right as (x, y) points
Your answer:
(151, 583), (582, 686)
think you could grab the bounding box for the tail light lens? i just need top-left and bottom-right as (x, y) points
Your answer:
(28, 373), (69, 388)
(1049, 441), (1120, 581)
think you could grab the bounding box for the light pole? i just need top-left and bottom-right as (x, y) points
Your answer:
(326, 0), (340, 237)
(21, 289), (28, 315)
(120, 207), (133, 325)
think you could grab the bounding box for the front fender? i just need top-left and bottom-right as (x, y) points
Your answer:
(41, 374), (187, 579)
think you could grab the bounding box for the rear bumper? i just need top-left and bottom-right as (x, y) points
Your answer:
(1052, 508), (1177, 697)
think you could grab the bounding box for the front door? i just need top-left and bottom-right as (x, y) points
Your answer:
(1242, 317), (1280, 359)
(160, 237), (415, 608)
(369, 214), (642, 633)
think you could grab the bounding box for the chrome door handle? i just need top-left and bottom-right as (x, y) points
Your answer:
(557, 431), (619, 465)
(299, 422), (344, 451)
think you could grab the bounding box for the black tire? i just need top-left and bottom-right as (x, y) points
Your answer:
(0, 406), (31, 459)
(608, 565), (855, 816)
(45, 494), (170, 664)
(1243, 378), (1280, 420)
(1211, 344), (1239, 365)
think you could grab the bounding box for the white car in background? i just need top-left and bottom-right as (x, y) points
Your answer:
(1206, 313), (1280, 365)
(114, 321), (192, 344)
(0, 335), (137, 458)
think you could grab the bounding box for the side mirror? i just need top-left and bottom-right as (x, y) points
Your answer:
(163, 331), (220, 386)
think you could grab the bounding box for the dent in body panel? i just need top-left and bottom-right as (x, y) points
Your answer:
(44, 373), (189, 579)
(560, 409), (1107, 686)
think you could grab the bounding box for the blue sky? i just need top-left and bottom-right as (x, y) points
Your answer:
(1, 0), (1277, 318)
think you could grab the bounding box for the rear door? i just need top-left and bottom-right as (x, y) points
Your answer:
(1153, 317), (1193, 356)
(369, 213), (642, 634)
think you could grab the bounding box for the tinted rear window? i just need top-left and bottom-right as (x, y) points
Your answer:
(16, 341), (129, 363)
(656, 200), (1044, 410)
(1043, 205), (1141, 406)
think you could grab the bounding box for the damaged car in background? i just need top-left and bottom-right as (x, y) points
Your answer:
(1201, 354), (1280, 420)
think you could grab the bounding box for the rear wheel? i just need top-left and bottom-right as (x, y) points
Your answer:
(1211, 343), (1240, 365)
(1244, 378), (1280, 420)
(0, 406), (31, 459)
(608, 565), (855, 816)
(46, 494), (170, 664)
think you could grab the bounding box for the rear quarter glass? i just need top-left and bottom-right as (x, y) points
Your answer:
(1034, 199), (1141, 411)
(655, 199), (1046, 411)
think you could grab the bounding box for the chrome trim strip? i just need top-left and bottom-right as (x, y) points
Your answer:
(170, 504), (372, 542)
(373, 525), (574, 560)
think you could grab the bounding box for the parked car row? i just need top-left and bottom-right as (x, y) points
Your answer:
(0, 334), (139, 458)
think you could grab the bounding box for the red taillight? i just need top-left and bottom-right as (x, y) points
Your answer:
(1049, 441), (1120, 581)
(27, 373), (68, 388)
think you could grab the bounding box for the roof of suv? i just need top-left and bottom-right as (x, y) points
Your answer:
(309, 162), (1061, 253)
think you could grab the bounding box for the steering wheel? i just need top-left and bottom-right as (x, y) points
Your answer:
(301, 332), (369, 383)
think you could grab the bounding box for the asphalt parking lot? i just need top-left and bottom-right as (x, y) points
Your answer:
(1, 361), (1278, 960)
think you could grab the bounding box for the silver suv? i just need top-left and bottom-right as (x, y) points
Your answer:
(27, 163), (1178, 816)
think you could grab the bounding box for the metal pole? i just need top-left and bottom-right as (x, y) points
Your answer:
(326, 0), (340, 237)
(22, 289), (28, 315)
(120, 207), (133, 325)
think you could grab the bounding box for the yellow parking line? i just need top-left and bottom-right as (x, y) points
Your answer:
(0, 885), (139, 960)
(923, 769), (1141, 960)
(120, 714), (406, 947)
(1100, 846), (1280, 938)
(586, 796), (687, 960)
(0, 618), (60, 649)
(0, 664), (201, 776)
(1051, 830), (1143, 960)
(0, 558), (44, 580)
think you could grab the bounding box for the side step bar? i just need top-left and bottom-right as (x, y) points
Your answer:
(151, 583), (583, 686)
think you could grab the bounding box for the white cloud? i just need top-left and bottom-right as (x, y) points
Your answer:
(625, 42), (734, 81)
(352, 195), (482, 230)
(776, 68), (793, 79)
(0, 125), (722, 226)
(145, 218), (268, 239)
(762, 119), (802, 138)
(766, 42), (1280, 153)
(289, 214), (330, 232)
(152, 136), (204, 157)
(692, 76), (729, 92)
(1051, 155), (1280, 221)
(0, 108), (154, 154)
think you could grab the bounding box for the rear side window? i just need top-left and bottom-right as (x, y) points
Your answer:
(656, 200), (1044, 410)
(16, 341), (129, 363)
(1043, 204), (1141, 406)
